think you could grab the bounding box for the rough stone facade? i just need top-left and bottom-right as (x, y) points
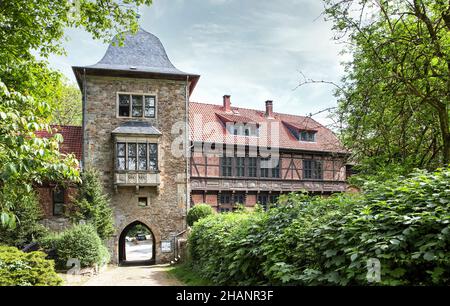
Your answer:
(83, 76), (189, 264)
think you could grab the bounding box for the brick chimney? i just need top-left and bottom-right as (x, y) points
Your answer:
(223, 95), (231, 112)
(265, 100), (274, 118)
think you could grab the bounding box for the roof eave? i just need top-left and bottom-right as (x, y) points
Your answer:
(72, 66), (200, 95)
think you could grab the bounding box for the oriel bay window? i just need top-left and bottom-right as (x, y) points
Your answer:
(118, 93), (156, 118)
(116, 142), (158, 171)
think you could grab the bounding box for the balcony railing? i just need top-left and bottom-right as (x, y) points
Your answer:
(114, 171), (160, 186)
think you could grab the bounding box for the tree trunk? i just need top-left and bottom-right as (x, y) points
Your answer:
(437, 106), (450, 165)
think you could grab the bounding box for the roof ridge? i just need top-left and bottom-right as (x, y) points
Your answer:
(190, 101), (313, 121)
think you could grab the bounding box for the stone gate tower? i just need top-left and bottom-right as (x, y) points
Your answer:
(73, 28), (199, 264)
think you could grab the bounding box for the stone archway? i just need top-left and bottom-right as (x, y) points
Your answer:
(118, 221), (156, 265)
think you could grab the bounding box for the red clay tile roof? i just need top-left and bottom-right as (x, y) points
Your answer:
(189, 102), (347, 154)
(35, 126), (83, 161)
(33, 103), (345, 159)
(216, 113), (257, 124)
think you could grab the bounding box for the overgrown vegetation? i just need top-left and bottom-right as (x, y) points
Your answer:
(50, 76), (82, 126)
(0, 0), (152, 227)
(168, 263), (211, 286)
(187, 168), (450, 285)
(68, 169), (114, 241)
(0, 246), (62, 286)
(0, 190), (47, 248)
(187, 204), (214, 227)
(318, 0), (450, 174)
(40, 224), (110, 270)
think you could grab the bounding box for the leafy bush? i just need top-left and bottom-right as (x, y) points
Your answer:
(187, 204), (214, 227)
(0, 189), (47, 248)
(68, 169), (114, 241)
(0, 246), (62, 286)
(188, 168), (450, 285)
(40, 224), (110, 269)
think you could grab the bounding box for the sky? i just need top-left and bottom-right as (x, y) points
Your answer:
(49, 0), (348, 126)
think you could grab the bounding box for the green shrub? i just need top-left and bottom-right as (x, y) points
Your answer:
(40, 224), (110, 269)
(0, 246), (62, 286)
(187, 204), (214, 227)
(187, 168), (450, 285)
(0, 188), (47, 248)
(68, 169), (114, 241)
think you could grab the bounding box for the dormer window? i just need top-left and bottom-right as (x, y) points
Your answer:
(283, 121), (318, 143)
(226, 123), (259, 137)
(118, 93), (156, 118)
(300, 131), (316, 142)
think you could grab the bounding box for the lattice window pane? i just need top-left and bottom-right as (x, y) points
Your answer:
(118, 94), (130, 117)
(149, 143), (158, 171)
(138, 143), (147, 170)
(144, 96), (156, 118)
(132, 95), (143, 117)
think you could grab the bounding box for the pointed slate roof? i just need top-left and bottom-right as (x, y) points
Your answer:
(73, 28), (200, 94)
(90, 28), (188, 75)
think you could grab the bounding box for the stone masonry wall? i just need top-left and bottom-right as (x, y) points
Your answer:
(84, 75), (189, 264)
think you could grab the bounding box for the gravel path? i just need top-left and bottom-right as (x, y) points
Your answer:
(63, 264), (182, 286)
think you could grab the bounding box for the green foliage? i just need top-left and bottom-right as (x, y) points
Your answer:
(0, 246), (62, 286)
(68, 169), (114, 241)
(188, 168), (450, 285)
(126, 224), (151, 237)
(0, 81), (80, 227)
(0, 0), (153, 227)
(0, 189), (47, 248)
(50, 76), (82, 126)
(322, 0), (450, 172)
(187, 204), (214, 227)
(167, 263), (211, 286)
(40, 224), (110, 269)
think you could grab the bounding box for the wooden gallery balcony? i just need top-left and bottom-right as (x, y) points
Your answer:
(190, 177), (347, 193)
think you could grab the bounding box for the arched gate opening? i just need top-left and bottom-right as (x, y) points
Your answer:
(118, 221), (155, 265)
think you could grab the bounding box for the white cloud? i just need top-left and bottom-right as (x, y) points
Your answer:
(52, 0), (345, 128)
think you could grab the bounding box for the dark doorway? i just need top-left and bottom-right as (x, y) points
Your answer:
(119, 221), (155, 266)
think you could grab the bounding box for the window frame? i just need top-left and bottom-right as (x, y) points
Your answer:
(236, 157), (245, 177)
(247, 157), (258, 177)
(303, 160), (323, 180)
(220, 157), (233, 177)
(138, 197), (148, 207)
(116, 92), (157, 119)
(219, 192), (232, 205)
(52, 188), (65, 216)
(299, 130), (317, 142)
(115, 142), (159, 172)
(226, 123), (260, 137)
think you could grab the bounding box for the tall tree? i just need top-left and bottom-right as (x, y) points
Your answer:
(0, 0), (152, 227)
(50, 76), (82, 126)
(68, 169), (114, 241)
(323, 0), (450, 173)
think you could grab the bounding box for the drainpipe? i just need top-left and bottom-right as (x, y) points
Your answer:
(82, 68), (87, 171)
(185, 76), (190, 229)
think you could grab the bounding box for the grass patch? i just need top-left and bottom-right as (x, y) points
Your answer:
(167, 263), (212, 286)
